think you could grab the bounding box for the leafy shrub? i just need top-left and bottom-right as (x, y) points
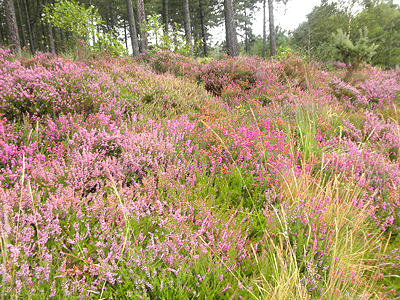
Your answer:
(333, 27), (378, 82)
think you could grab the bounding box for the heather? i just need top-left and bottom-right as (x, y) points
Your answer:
(1, 48), (400, 299)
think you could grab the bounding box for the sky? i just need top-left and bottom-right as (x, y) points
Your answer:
(252, 0), (322, 35)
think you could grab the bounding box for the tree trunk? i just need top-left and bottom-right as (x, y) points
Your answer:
(110, 1), (116, 36)
(263, 0), (267, 58)
(59, 28), (65, 53)
(39, 21), (46, 52)
(126, 0), (139, 56)
(43, 0), (55, 52)
(124, 19), (128, 50)
(224, 0), (239, 57)
(268, 0), (276, 57)
(15, 0), (27, 49)
(224, 3), (230, 52)
(136, 0), (148, 52)
(106, 12), (110, 33)
(23, 0), (34, 53)
(163, 0), (169, 34)
(244, 9), (248, 55)
(199, 0), (208, 56)
(5, 0), (21, 54)
(183, 0), (192, 49)
(0, 25), (5, 46)
(89, 0), (95, 44)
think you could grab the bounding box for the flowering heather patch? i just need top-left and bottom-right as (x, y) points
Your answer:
(198, 56), (266, 96)
(321, 138), (400, 230)
(194, 119), (296, 209)
(1, 182), (255, 299)
(342, 111), (400, 159)
(0, 52), (120, 121)
(1, 49), (400, 298)
(330, 67), (400, 110)
(136, 50), (201, 80)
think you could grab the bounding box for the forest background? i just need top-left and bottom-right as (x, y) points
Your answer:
(2, 0), (400, 68)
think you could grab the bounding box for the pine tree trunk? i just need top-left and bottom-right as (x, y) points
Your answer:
(183, 0), (192, 49)
(263, 0), (267, 58)
(199, 0), (208, 56)
(15, 0), (26, 49)
(268, 0), (276, 57)
(0, 25), (5, 46)
(59, 28), (65, 53)
(224, 3), (230, 52)
(163, 0), (169, 34)
(124, 19), (128, 49)
(43, 0), (55, 52)
(106, 12), (110, 33)
(23, 0), (34, 53)
(136, 0), (148, 52)
(89, 0), (95, 44)
(224, 0), (239, 57)
(126, 0), (139, 56)
(5, 0), (21, 54)
(39, 21), (46, 52)
(244, 9), (248, 55)
(110, 1), (116, 37)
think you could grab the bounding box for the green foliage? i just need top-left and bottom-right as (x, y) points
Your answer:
(42, 0), (127, 57)
(42, 0), (101, 42)
(144, 14), (200, 57)
(333, 27), (378, 81)
(92, 31), (128, 57)
(352, 1), (400, 68)
(290, 0), (400, 68)
(276, 44), (296, 60)
(290, 2), (349, 60)
(248, 27), (290, 58)
(333, 27), (377, 65)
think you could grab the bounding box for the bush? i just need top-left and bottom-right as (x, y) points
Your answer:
(333, 27), (378, 82)
(136, 50), (200, 79)
(0, 55), (116, 120)
(198, 56), (262, 96)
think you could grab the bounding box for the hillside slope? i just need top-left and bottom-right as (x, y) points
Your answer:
(1, 49), (400, 299)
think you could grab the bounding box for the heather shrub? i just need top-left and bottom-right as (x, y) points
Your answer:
(321, 139), (400, 230)
(1, 178), (257, 299)
(0, 47), (14, 62)
(2, 49), (400, 299)
(136, 50), (200, 79)
(342, 111), (400, 159)
(357, 76), (400, 108)
(91, 52), (217, 120)
(198, 56), (263, 97)
(330, 73), (400, 110)
(330, 76), (361, 104)
(0, 56), (116, 120)
(245, 74), (285, 106)
(274, 54), (316, 90)
(195, 118), (295, 210)
(0, 118), (41, 188)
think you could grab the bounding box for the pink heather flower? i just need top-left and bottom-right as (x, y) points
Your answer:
(220, 283), (232, 294)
